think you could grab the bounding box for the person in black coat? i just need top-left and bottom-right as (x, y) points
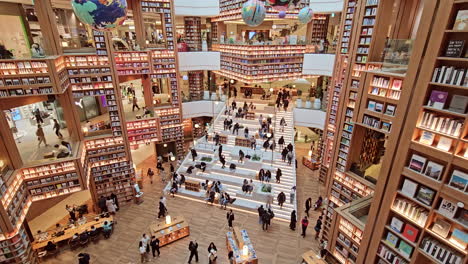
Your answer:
(226, 209), (235, 229)
(276, 168), (282, 183)
(265, 170), (271, 182)
(262, 211), (271, 231)
(287, 143), (293, 152)
(263, 140), (270, 151)
(188, 240), (199, 263)
(220, 155), (226, 169)
(191, 148), (198, 161)
(158, 201), (167, 218)
(218, 144), (223, 158)
(170, 163), (174, 173)
(98, 196), (107, 213)
(277, 192), (286, 209)
(238, 149), (245, 163)
(305, 197), (312, 217)
(150, 236), (160, 257)
(278, 136), (285, 150)
(231, 100), (237, 109)
(78, 253), (90, 264)
(257, 205), (265, 224)
(281, 147), (288, 162)
(290, 210), (297, 231)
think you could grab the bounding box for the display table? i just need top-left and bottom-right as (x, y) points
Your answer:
(32, 215), (113, 250)
(302, 156), (319, 170)
(184, 180), (200, 192)
(149, 216), (190, 247)
(240, 86), (265, 95)
(301, 250), (324, 264)
(245, 112), (255, 120)
(226, 227), (258, 264)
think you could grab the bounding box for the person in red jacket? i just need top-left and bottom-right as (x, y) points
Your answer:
(301, 216), (309, 238)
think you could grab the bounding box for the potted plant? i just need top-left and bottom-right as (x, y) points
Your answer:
(261, 184), (272, 193)
(314, 86), (323, 110)
(305, 96), (312, 109)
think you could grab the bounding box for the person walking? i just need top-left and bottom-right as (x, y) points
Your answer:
(287, 143), (294, 152)
(314, 216), (323, 239)
(188, 240), (199, 263)
(238, 149), (245, 163)
(36, 124), (48, 147)
(266, 193), (273, 209)
(290, 210), (297, 231)
(157, 199), (167, 218)
(262, 210), (271, 231)
(191, 148), (198, 162)
(305, 197), (312, 217)
(132, 96), (140, 111)
(226, 209), (235, 230)
(276, 168), (282, 183)
(223, 118), (228, 130)
(139, 241), (148, 263)
(34, 108), (43, 124)
(53, 119), (63, 139)
(301, 216), (309, 237)
(207, 242), (218, 264)
(290, 186), (296, 204)
(218, 144), (223, 158)
(278, 136), (285, 150)
(258, 114), (263, 126)
(150, 236), (160, 258)
(258, 169), (265, 182)
(170, 163), (174, 174)
(287, 151), (294, 165)
(280, 117), (287, 132)
(257, 205), (265, 225)
(147, 168), (155, 184)
(244, 127), (249, 138)
(220, 155), (226, 169)
(265, 170), (271, 182)
(281, 147), (288, 162)
(283, 98), (289, 111)
(277, 192), (286, 209)
(250, 136), (256, 149)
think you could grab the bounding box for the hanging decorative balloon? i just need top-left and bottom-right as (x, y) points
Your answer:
(278, 11), (286, 19)
(71, 0), (127, 31)
(298, 7), (314, 24)
(241, 0), (266, 27)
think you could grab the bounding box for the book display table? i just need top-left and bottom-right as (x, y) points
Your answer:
(149, 216), (189, 247)
(226, 227), (258, 264)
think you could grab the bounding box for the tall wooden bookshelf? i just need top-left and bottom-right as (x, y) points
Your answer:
(184, 17), (202, 51)
(364, 1), (468, 263)
(188, 71), (204, 100)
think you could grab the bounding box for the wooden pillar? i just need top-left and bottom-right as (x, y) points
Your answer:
(130, 0), (146, 49)
(34, 0), (63, 55)
(0, 111), (23, 169)
(142, 74), (154, 109)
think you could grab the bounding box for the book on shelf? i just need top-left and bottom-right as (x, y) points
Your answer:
(423, 161), (443, 180)
(375, 102), (384, 112)
(368, 100), (376, 111)
(390, 217), (404, 233)
(397, 240), (413, 258)
(449, 228), (467, 248)
(445, 40), (465, 57)
(419, 131), (435, 146)
(438, 198), (458, 218)
(408, 154), (426, 173)
(432, 66), (466, 86)
(385, 105), (396, 116)
(453, 10), (468, 31)
(436, 137), (452, 152)
(431, 218), (451, 238)
(402, 223), (418, 242)
(448, 169), (468, 192)
(421, 237), (463, 264)
(386, 232), (399, 247)
(427, 90), (448, 109)
(448, 95), (468, 114)
(391, 79), (403, 90)
(457, 209), (468, 226)
(401, 178), (418, 197)
(416, 186), (435, 206)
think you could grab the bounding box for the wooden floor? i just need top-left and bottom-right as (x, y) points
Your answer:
(42, 143), (325, 264)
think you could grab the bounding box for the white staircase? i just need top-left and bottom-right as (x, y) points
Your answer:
(165, 101), (297, 221)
